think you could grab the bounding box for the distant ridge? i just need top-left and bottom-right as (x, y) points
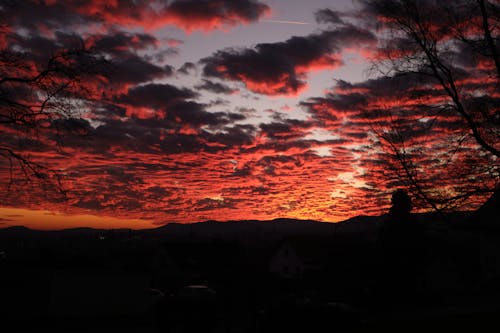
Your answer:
(149, 217), (338, 239)
(0, 210), (478, 237)
(1, 225), (32, 232)
(0, 216), (356, 234)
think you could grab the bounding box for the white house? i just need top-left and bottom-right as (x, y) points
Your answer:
(268, 241), (305, 279)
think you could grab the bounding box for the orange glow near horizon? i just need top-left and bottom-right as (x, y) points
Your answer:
(0, 204), (353, 230)
(1, 1), (496, 230)
(0, 207), (156, 231)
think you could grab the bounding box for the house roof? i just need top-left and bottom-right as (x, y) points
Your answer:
(271, 236), (336, 267)
(457, 188), (500, 231)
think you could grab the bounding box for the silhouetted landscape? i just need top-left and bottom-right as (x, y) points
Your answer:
(1, 0), (499, 332)
(1, 189), (499, 332)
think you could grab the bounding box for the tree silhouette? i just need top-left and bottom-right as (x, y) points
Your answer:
(0, 40), (108, 195)
(362, 0), (499, 210)
(389, 188), (412, 217)
(377, 189), (426, 305)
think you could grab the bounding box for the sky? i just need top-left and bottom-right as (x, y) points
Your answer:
(1, 0), (498, 230)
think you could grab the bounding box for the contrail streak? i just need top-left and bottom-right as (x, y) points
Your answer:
(262, 19), (311, 25)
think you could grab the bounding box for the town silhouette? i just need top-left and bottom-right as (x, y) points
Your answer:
(1, 188), (499, 332)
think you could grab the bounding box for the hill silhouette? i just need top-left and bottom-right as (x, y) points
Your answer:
(0, 210), (476, 241)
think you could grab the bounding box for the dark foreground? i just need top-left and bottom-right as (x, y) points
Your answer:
(4, 302), (500, 333)
(2, 202), (500, 332)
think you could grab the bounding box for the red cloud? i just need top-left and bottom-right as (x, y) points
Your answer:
(56, 0), (270, 32)
(158, 0), (271, 32)
(201, 26), (375, 96)
(3, 2), (497, 230)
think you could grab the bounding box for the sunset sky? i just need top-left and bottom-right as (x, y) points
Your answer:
(1, 0), (498, 230)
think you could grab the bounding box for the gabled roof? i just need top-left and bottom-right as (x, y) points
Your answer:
(272, 236), (335, 267)
(459, 188), (500, 231)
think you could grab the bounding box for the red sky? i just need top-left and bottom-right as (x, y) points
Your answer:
(0, 0), (498, 230)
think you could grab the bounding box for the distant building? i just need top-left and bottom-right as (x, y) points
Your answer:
(467, 189), (500, 282)
(423, 189), (500, 294)
(267, 237), (335, 279)
(268, 240), (305, 279)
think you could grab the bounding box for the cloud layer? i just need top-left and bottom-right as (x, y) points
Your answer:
(1, 1), (497, 227)
(201, 25), (375, 95)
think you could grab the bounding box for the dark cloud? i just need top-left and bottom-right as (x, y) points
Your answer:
(2, 1), (87, 32)
(51, 118), (94, 138)
(116, 83), (198, 110)
(163, 0), (270, 31)
(202, 124), (255, 147)
(91, 32), (178, 81)
(178, 62), (197, 75)
(195, 79), (237, 94)
(162, 101), (231, 126)
(90, 119), (192, 154)
(7, 30), (169, 92)
(226, 112), (246, 122)
(259, 119), (311, 140)
(315, 8), (344, 24)
(107, 56), (173, 88)
(256, 155), (305, 176)
(86, 109), (253, 156)
(91, 32), (157, 55)
(74, 199), (105, 211)
(115, 83), (250, 131)
(209, 98), (231, 107)
(301, 74), (442, 124)
(201, 25), (375, 95)
(2, 0), (269, 33)
(9, 32), (87, 63)
(194, 197), (239, 211)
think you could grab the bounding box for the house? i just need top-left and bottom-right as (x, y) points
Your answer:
(422, 189), (500, 296)
(466, 189), (500, 283)
(474, 190), (500, 277)
(268, 240), (305, 279)
(267, 237), (335, 279)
